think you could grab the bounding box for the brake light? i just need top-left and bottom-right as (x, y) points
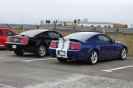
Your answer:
(6, 37), (11, 42)
(50, 42), (57, 48)
(71, 44), (80, 50)
(21, 38), (28, 44)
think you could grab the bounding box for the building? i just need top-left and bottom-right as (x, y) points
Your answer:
(79, 22), (127, 28)
(58, 20), (127, 28)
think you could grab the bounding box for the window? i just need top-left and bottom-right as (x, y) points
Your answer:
(35, 32), (49, 38)
(0, 30), (3, 35)
(47, 32), (62, 38)
(91, 37), (98, 42)
(4, 30), (14, 36)
(98, 35), (111, 42)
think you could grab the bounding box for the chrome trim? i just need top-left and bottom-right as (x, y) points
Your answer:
(6, 42), (27, 45)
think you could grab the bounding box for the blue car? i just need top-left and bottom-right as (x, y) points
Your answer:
(49, 32), (128, 65)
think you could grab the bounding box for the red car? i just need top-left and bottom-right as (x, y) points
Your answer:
(0, 28), (16, 49)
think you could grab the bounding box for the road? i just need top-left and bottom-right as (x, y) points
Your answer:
(0, 50), (133, 88)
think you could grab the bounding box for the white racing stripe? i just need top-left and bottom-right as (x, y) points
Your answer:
(21, 58), (55, 62)
(56, 38), (64, 58)
(56, 38), (70, 58)
(102, 65), (133, 72)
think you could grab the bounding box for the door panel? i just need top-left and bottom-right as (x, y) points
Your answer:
(0, 29), (6, 48)
(98, 34), (119, 59)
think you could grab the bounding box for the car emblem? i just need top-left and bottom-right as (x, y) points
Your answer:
(14, 38), (17, 42)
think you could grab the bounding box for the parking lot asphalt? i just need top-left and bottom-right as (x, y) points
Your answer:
(0, 50), (133, 88)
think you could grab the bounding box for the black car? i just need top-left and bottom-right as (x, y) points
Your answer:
(6, 29), (63, 57)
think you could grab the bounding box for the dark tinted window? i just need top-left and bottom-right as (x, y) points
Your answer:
(47, 32), (62, 38)
(91, 36), (98, 42)
(35, 32), (49, 38)
(0, 30), (3, 35)
(98, 35), (111, 42)
(64, 32), (99, 42)
(4, 30), (14, 36)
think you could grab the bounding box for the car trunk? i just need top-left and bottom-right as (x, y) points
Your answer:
(51, 38), (81, 58)
(7, 35), (29, 44)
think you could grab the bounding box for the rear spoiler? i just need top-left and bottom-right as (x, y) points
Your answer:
(51, 38), (82, 42)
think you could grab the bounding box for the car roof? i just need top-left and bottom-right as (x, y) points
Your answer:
(64, 32), (101, 42)
(19, 29), (51, 37)
(75, 32), (101, 35)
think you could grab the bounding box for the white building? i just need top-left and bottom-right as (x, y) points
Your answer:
(79, 22), (114, 27)
(58, 20), (127, 28)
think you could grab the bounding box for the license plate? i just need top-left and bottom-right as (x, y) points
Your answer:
(59, 51), (65, 56)
(12, 45), (16, 48)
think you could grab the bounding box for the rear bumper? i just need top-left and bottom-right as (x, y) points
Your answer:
(6, 43), (35, 53)
(49, 48), (88, 61)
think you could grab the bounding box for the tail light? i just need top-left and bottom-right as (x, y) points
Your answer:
(50, 42), (57, 48)
(6, 37), (11, 42)
(71, 44), (80, 50)
(21, 38), (28, 44)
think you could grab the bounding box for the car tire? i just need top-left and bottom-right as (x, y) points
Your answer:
(35, 44), (46, 57)
(119, 47), (127, 60)
(57, 57), (67, 62)
(14, 50), (24, 55)
(86, 50), (98, 65)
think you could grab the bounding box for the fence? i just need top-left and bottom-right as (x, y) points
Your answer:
(0, 23), (133, 34)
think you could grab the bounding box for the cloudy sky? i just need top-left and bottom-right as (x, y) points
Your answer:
(0, 0), (133, 27)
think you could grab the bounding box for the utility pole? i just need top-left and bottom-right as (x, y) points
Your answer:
(20, 17), (24, 31)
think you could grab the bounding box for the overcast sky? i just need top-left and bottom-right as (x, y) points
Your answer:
(0, 0), (133, 27)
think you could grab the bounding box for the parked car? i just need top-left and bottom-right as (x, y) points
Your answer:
(0, 27), (16, 49)
(49, 32), (128, 65)
(6, 29), (63, 57)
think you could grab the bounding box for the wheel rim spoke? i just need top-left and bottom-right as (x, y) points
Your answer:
(91, 52), (97, 63)
(121, 49), (126, 59)
(39, 46), (45, 56)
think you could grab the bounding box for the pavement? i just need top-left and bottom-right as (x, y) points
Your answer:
(0, 50), (133, 88)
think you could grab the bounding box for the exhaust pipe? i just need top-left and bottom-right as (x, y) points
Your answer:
(51, 55), (53, 57)
(72, 58), (76, 61)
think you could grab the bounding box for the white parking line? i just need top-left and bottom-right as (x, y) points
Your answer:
(21, 58), (55, 62)
(102, 65), (133, 72)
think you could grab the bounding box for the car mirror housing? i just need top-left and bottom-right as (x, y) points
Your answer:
(112, 40), (115, 43)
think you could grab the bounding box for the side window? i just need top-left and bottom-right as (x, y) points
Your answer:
(4, 30), (14, 36)
(98, 35), (111, 42)
(35, 32), (49, 38)
(48, 32), (62, 38)
(0, 30), (4, 36)
(91, 36), (98, 42)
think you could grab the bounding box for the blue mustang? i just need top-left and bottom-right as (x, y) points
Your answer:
(49, 32), (128, 65)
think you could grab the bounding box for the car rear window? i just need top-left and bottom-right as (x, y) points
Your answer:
(20, 29), (49, 37)
(64, 32), (99, 42)
(0, 30), (3, 35)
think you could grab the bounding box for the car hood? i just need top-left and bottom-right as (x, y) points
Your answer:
(115, 40), (127, 46)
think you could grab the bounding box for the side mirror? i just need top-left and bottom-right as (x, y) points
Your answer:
(111, 40), (115, 43)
